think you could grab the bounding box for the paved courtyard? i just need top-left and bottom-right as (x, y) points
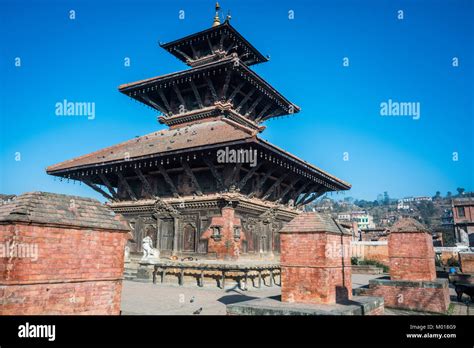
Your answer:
(121, 274), (473, 315)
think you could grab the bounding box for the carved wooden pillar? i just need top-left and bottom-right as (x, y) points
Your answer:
(156, 218), (162, 251)
(172, 217), (179, 256)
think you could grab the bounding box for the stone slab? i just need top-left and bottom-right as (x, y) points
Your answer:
(226, 295), (384, 315)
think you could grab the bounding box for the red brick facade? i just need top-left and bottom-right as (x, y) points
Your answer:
(388, 225), (436, 281)
(279, 212), (352, 305)
(0, 223), (128, 315)
(201, 206), (246, 260)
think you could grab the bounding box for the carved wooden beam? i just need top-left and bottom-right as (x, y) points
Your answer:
(254, 103), (272, 122)
(219, 33), (227, 50)
(227, 82), (245, 104)
(296, 184), (319, 206)
(224, 42), (236, 54)
(221, 70), (232, 100)
(83, 179), (115, 201)
(235, 88), (256, 113)
(206, 77), (218, 102)
(236, 162), (263, 191)
(140, 95), (168, 115)
(174, 48), (193, 62)
(300, 190), (325, 206)
(134, 168), (155, 198)
(207, 37), (214, 54)
(173, 85), (187, 111)
(203, 157), (225, 190)
(260, 107), (282, 122)
(231, 163), (242, 183)
(290, 181), (311, 202)
(262, 173), (289, 200)
(158, 90), (172, 115)
(157, 164), (180, 198)
(245, 95), (263, 116)
(275, 177), (301, 203)
(181, 161), (203, 196)
(190, 44), (198, 60)
(248, 168), (275, 198)
(189, 80), (203, 108)
(98, 173), (118, 199)
(117, 172), (137, 201)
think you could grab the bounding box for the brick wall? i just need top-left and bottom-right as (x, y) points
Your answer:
(201, 207), (245, 260)
(351, 241), (389, 265)
(365, 280), (450, 313)
(0, 222), (128, 315)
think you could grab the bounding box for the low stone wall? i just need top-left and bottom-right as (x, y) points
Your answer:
(351, 265), (384, 275)
(363, 278), (450, 313)
(351, 241), (389, 266)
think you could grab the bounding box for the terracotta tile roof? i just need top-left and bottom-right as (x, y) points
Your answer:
(280, 212), (350, 235)
(47, 119), (255, 173)
(0, 192), (129, 231)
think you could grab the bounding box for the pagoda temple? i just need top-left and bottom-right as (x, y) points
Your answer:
(47, 5), (351, 260)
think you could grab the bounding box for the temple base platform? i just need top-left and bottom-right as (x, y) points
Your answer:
(134, 259), (281, 290)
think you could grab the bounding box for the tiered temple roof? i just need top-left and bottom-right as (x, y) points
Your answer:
(47, 6), (350, 208)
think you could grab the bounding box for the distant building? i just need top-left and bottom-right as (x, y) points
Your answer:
(337, 211), (375, 232)
(452, 198), (474, 247)
(400, 196), (433, 203)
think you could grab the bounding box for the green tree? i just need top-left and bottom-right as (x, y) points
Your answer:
(456, 187), (465, 196)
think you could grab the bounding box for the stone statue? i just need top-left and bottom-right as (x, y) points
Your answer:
(124, 245), (130, 262)
(141, 236), (160, 261)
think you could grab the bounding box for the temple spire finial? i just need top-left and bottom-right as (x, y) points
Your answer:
(212, 2), (221, 27)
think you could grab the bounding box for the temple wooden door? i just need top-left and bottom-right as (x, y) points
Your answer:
(183, 224), (196, 252)
(160, 219), (174, 251)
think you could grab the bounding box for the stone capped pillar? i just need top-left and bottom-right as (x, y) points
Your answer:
(388, 218), (436, 281)
(0, 192), (130, 315)
(279, 212), (352, 305)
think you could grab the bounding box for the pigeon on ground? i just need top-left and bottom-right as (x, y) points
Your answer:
(193, 307), (202, 315)
(190, 296), (195, 303)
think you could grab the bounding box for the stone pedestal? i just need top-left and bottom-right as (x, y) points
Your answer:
(364, 218), (450, 313)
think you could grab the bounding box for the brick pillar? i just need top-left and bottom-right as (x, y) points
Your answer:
(0, 192), (130, 315)
(279, 212), (352, 305)
(388, 218), (436, 281)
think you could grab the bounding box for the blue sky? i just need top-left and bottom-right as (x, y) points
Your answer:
(1, 0), (473, 201)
